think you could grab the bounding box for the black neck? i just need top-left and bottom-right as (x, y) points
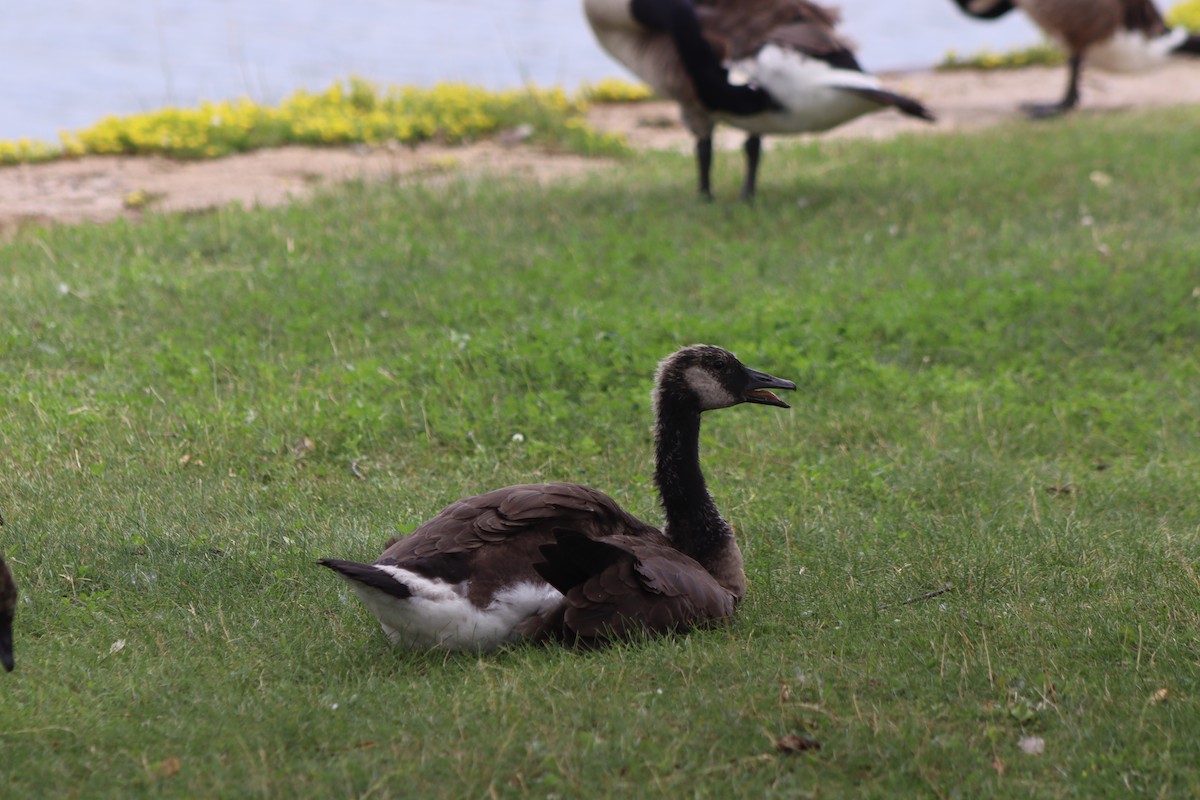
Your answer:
(629, 0), (776, 115)
(950, 0), (1015, 20)
(653, 396), (730, 564)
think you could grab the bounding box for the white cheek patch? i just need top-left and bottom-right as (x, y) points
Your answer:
(684, 366), (738, 410)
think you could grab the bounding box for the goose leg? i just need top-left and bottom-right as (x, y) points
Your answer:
(1022, 53), (1082, 119)
(696, 137), (713, 200)
(739, 135), (762, 201)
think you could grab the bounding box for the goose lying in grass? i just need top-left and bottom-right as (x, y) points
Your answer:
(583, 0), (935, 198)
(320, 345), (795, 650)
(1, 556), (16, 672)
(950, 0), (1200, 117)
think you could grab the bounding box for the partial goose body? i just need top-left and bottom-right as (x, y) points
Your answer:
(1, 555), (16, 672)
(953, 0), (1200, 117)
(583, 0), (934, 198)
(534, 531), (740, 648)
(322, 483), (658, 650)
(717, 43), (921, 135)
(320, 345), (795, 651)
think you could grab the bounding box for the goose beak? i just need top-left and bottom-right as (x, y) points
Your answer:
(742, 366), (796, 409)
(0, 614), (13, 672)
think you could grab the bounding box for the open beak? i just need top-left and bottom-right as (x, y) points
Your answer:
(742, 365), (797, 408)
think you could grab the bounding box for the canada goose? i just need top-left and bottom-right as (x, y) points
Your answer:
(583, 0), (935, 198)
(0, 556), (15, 672)
(320, 345), (795, 650)
(951, 0), (1200, 117)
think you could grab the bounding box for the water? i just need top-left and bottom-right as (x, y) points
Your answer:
(0, 1), (1039, 141)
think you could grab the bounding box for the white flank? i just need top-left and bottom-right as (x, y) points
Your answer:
(1088, 27), (1188, 74)
(343, 565), (563, 651)
(720, 45), (884, 134)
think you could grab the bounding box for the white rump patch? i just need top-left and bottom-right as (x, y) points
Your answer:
(684, 366), (738, 410)
(1089, 28), (1188, 74)
(342, 565), (563, 651)
(722, 45), (885, 134)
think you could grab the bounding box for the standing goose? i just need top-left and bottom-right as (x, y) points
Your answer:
(583, 0), (935, 198)
(320, 345), (795, 650)
(950, 0), (1200, 117)
(1, 555), (16, 672)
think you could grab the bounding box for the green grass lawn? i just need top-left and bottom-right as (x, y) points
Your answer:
(2, 106), (1199, 798)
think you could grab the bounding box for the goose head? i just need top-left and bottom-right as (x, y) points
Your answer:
(0, 557), (15, 672)
(655, 345), (796, 412)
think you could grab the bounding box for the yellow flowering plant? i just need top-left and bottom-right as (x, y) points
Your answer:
(938, 42), (1065, 71)
(0, 76), (644, 166)
(1167, 0), (1200, 31)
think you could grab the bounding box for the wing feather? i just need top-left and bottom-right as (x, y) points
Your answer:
(536, 531), (735, 646)
(696, 0), (854, 64)
(374, 483), (657, 607)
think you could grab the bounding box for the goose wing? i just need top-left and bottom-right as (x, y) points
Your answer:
(384, 483), (654, 559)
(697, 0), (862, 70)
(534, 530), (735, 646)
(1123, 0), (1168, 35)
(371, 483), (657, 598)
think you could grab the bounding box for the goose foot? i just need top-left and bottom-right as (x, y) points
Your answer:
(1020, 100), (1074, 120)
(1022, 53), (1081, 121)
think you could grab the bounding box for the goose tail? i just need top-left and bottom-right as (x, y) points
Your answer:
(842, 87), (936, 122)
(1174, 34), (1200, 56)
(317, 559), (413, 600)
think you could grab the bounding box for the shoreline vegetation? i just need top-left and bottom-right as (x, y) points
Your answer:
(2, 0), (1198, 168)
(0, 78), (653, 167)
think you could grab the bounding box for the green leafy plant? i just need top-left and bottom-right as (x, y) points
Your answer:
(939, 42), (1065, 71)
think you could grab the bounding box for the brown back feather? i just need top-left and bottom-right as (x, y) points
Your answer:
(695, 0), (846, 59)
(378, 483), (659, 608)
(1123, 0), (1167, 35)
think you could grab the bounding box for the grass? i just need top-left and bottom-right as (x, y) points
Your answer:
(2, 105), (1200, 797)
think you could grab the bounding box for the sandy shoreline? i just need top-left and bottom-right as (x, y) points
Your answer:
(3, 63), (1200, 235)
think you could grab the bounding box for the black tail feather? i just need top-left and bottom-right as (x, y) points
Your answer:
(843, 87), (936, 122)
(1174, 35), (1200, 56)
(318, 559), (412, 600)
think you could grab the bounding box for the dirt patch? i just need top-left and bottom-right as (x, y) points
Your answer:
(3, 63), (1199, 235)
(0, 142), (609, 237)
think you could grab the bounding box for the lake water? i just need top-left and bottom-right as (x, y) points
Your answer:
(0, 1), (1040, 141)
